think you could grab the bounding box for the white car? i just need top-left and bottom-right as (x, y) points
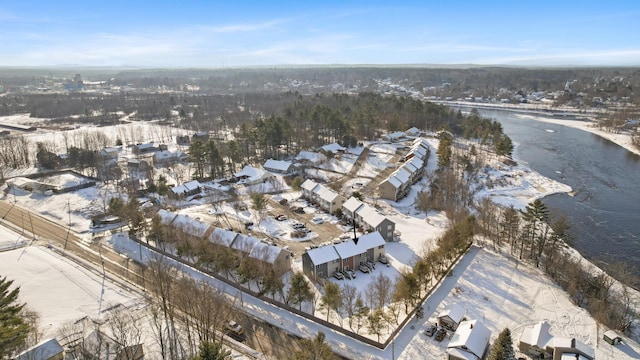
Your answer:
(312, 217), (324, 224)
(225, 320), (244, 335)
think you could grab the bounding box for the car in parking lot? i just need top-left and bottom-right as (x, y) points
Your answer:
(358, 264), (370, 273)
(424, 324), (437, 337)
(378, 254), (389, 264)
(311, 216), (324, 224)
(275, 214), (287, 221)
(333, 271), (344, 280)
(434, 328), (447, 341)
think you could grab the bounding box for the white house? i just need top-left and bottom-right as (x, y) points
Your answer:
(234, 165), (273, 185)
(446, 320), (491, 360)
(264, 159), (293, 174)
(295, 151), (327, 166)
(321, 142), (346, 154)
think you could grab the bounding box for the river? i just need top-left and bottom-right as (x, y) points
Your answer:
(476, 108), (640, 273)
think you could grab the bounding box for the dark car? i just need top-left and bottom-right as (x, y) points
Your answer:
(424, 324), (437, 337)
(435, 328), (447, 341)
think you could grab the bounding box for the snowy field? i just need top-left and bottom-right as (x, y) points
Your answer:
(0, 234), (144, 339)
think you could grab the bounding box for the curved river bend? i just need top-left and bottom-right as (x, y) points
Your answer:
(477, 109), (640, 272)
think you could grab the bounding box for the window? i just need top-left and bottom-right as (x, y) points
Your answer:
(378, 245), (384, 249)
(387, 225), (393, 230)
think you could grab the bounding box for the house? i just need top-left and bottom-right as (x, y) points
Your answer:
(301, 179), (321, 199)
(300, 179), (345, 214)
(99, 146), (120, 160)
(170, 180), (201, 198)
(382, 131), (406, 142)
(234, 165), (273, 185)
(302, 246), (341, 279)
(446, 320), (491, 360)
(378, 175), (405, 201)
(230, 233), (261, 262)
(154, 150), (185, 165)
(14, 338), (64, 360)
(176, 134), (191, 145)
(264, 159), (293, 174)
(342, 196), (364, 222)
(78, 329), (144, 360)
(405, 127), (420, 136)
(321, 142), (347, 154)
(132, 142), (158, 155)
(301, 231), (386, 278)
(248, 241), (291, 276)
(295, 151), (327, 166)
(518, 321), (552, 358)
(127, 158), (150, 170)
(355, 204), (396, 241)
(171, 213), (214, 239)
(192, 131), (210, 142)
(315, 184), (345, 214)
(603, 329), (623, 345)
(438, 303), (466, 331)
(208, 227), (238, 248)
(518, 321), (595, 360)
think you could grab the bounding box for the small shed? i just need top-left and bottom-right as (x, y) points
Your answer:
(438, 303), (466, 331)
(603, 330), (623, 345)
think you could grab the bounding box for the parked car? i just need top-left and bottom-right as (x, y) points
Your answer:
(343, 269), (356, 280)
(225, 320), (244, 336)
(358, 264), (370, 273)
(275, 214), (287, 221)
(311, 216), (324, 224)
(435, 328), (447, 341)
(424, 324), (437, 337)
(333, 271), (344, 280)
(378, 254), (389, 264)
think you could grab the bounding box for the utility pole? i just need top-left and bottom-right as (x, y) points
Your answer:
(64, 200), (71, 252)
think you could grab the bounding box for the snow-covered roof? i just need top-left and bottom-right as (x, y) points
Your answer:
(525, 320), (552, 349)
(447, 320), (491, 359)
(209, 228), (238, 247)
(155, 150), (183, 161)
(321, 142), (346, 153)
(358, 231), (386, 248)
(249, 241), (283, 264)
(552, 337), (594, 359)
(295, 151), (327, 163)
(14, 338), (64, 360)
(343, 196), (364, 213)
(157, 209), (177, 225)
(171, 180), (201, 194)
(356, 204), (387, 228)
(384, 131), (405, 140)
(410, 145), (427, 159)
(604, 329), (621, 340)
(439, 303), (466, 324)
(407, 156), (424, 169)
(134, 142), (155, 150)
(235, 165), (266, 179)
(306, 245), (340, 265)
(172, 214), (211, 238)
(383, 175), (403, 189)
(393, 167), (411, 184)
(301, 179), (319, 193)
(231, 233), (260, 252)
(264, 159), (292, 172)
(405, 127), (420, 136)
(333, 240), (365, 259)
(403, 162), (418, 174)
(316, 185), (340, 203)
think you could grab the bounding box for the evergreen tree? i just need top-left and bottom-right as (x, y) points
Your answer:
(0, 276), (30, 357)
(487, 327), (516, 360)
(287, 272), (313, 311)
(191, 341), (231, 360)
(291, 331), (336, 360)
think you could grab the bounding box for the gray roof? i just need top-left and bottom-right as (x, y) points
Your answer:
(306, 245), (340, 265)
(209, 228), (238, 247)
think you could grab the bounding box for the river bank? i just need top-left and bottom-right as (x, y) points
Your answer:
(443, 101), (640, 157)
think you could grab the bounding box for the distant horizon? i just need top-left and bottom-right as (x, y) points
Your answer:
(1, 1), (639, 68)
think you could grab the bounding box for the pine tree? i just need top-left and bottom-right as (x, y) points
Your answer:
(191, 341), (231, 360)
(291, 331), (336, 360)
(487, 327), (516, 360)
(0, 276), (30, 357)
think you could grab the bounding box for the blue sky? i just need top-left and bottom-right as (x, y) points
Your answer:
(1, 1), (639, 67)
